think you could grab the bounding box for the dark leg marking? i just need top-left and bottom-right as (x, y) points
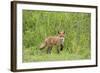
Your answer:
(57, 46), (60, 54)
(47, 47), (52, 54)
(60, 44), (64, 51)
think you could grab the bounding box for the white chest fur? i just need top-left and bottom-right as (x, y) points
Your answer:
(60, 37), (64, 44)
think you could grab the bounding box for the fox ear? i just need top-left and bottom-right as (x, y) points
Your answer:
(63, 31), (65, 34)
(58, 31), (60, 34)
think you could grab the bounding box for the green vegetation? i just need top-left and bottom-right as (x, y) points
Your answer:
(22, 10), (91, 62)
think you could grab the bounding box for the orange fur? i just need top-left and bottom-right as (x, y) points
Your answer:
(40, 31), (65, 53)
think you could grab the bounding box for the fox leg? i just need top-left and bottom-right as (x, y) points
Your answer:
(60, 44), (64, 51)
(57, 46), (60, 54)
(47, 47), (52, 54)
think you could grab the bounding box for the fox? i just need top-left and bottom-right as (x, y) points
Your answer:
(39, 31), (65, 54)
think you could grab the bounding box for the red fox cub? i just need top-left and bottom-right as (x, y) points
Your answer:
(40, 31), (65, 54)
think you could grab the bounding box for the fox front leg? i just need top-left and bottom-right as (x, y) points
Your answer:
(57, 48), (60, 54)
(60, 44), (64, 51)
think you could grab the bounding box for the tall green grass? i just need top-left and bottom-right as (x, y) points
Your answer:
(22, 10), (91, 62)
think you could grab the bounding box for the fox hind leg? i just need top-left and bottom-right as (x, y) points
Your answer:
(57, 45), (60, 54)
(47, 47), (52, 54)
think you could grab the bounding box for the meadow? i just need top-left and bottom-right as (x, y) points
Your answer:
(22, 10), (91, 62)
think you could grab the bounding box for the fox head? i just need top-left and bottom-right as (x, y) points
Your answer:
(58, 31), (65, 37)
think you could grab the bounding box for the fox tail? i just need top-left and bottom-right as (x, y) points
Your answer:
(39, 42), (46, 50)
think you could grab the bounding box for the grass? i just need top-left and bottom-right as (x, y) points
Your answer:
(23, 47), (90, 62)
(22, 10), (91, 62)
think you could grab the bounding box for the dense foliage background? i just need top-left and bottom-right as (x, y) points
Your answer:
(23, 10), (91, 62)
